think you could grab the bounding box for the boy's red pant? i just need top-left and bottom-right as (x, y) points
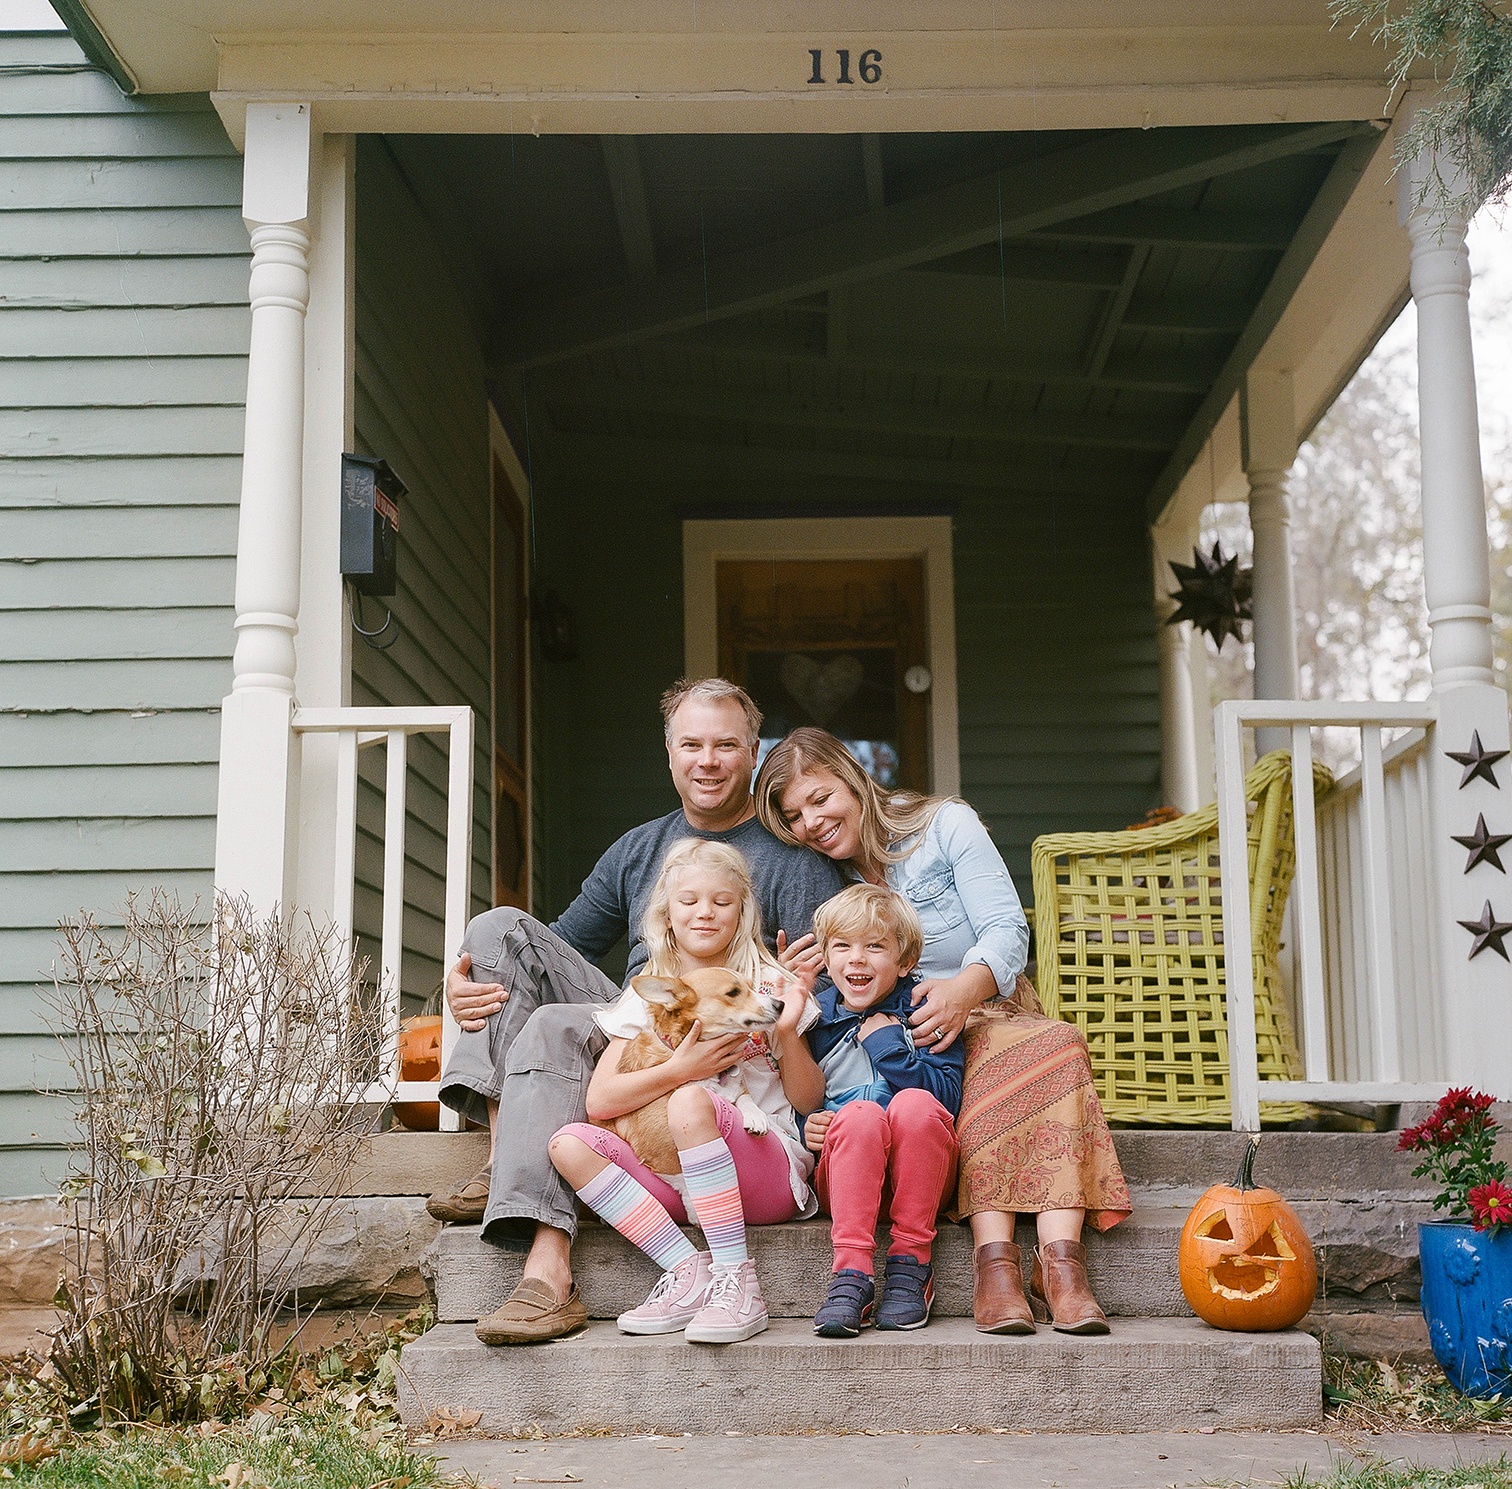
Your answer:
(814, 1088), (960, 1274)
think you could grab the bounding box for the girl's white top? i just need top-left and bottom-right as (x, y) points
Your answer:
(594, 978), (821, 1218)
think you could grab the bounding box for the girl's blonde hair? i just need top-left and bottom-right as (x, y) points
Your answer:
(640, 837), (779, 985)
(754, 727), (953, 870)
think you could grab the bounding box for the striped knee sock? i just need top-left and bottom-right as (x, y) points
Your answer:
(679, 1137), (747, 1272)
(577, 1165), (698, 1274)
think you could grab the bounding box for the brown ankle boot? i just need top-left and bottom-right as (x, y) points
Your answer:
(1030, 1240), (1109, 1335)
(973, 1241), (1035, 1334)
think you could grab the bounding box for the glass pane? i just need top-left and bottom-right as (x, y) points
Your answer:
(746, 646), (900, 788)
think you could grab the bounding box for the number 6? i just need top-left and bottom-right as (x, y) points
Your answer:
(859, 49), (882, 84)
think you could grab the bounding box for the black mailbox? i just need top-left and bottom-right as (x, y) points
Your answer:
(340, 453), (404, 597)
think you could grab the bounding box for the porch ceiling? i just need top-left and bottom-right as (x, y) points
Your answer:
(387, 122), (1383, 516)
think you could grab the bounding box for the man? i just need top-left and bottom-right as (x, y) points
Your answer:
(431, 677), (844, 1345)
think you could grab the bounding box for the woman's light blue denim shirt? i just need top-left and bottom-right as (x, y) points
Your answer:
(881, 800), (1030, 994)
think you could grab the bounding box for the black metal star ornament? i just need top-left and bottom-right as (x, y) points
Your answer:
(1166, 542), (1254, 650)
(1446, 730), (1509, 790)
(1458, 900), (1512, 961)
(1451, 815), (1512, 873)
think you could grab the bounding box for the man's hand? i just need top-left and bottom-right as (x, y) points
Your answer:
(803, 1108), (834, 1154)
(858, 1010), (902, 1040)
(776, 929), (826, 987)
(446, 952), (506, 1032)
(664, 1021), (748, 1084)
(908, 965), (997, 1053)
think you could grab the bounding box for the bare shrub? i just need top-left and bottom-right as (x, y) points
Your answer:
(47, 892), (385, 1423)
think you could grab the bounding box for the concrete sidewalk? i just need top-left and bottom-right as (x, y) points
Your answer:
(440, 1429), (1511, 1488)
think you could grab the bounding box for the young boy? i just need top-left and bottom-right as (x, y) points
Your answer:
(803, 883), (964, 1336)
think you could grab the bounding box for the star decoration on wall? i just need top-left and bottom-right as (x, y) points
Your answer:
(1166, 542), (1254, 650)
(1458, 900), (1512, 961)
(1446, 731), (1509, 790)
(1451, 815), (1512, 873)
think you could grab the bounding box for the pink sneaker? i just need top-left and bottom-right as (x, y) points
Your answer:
(617, 1252), (714, 1335)
(684, 1259), (769, 1343)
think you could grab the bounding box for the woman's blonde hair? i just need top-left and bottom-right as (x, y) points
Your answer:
(812, 883), (924, 971)
(754, 727), (952, 870)
(640, 837), (779, 985)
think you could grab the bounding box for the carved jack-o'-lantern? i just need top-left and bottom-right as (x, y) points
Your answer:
(394, 1015), (442, 1131)
(1178, 1135), (1317, 1331)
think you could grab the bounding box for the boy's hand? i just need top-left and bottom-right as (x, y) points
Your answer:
(776, 930), (826, 986)
(803, 1109), (834, 1153)
(858, 1011), (901, 1040)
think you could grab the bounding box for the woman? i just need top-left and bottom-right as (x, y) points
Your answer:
(755, 727), (1130, 1335)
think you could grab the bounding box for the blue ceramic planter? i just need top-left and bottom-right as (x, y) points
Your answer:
(1419, 1221), (1512, 1398)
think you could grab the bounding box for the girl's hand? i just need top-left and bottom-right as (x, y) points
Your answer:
(803, 1109), (834, 1153)
(772, 975), (811, 1039)
(776, 930), (826, 986)
(664, 1020), (748, 1083)
(908, 965), (996, 1053)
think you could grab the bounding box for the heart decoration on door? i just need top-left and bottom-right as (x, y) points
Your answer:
(780, 652), (865, 725)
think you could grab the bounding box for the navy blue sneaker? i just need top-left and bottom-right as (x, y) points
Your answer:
(876, 1255), (934, 1330)
(813, 1269), (876, 1337)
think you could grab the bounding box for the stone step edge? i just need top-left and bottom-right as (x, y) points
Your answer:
(397, 1318), (1323, 1435)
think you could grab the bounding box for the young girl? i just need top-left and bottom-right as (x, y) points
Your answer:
(547, 838), (824, 1343)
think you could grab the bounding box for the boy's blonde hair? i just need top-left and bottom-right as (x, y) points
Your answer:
(640, 837), (779, 986)
(812, 883), (924, 971)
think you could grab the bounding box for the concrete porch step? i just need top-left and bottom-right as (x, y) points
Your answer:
(397, 1317), (1322, 1434)
(429, 1208), (1191, 1322)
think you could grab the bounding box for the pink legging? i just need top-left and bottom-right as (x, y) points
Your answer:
(555, 1092), (799, 1226)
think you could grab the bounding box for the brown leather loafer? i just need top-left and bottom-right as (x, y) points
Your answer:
(973, 1240), (1035, 1334)
(426, 1170), (490, 1224)
(475, 1278), (588, 1345)
(1030, 1239), (1110, 1335)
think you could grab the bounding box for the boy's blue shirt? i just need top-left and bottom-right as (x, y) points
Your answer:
(805, 972), (964, 1118)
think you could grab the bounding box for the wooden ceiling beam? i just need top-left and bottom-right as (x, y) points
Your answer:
(535, 376), (1186, 451)
(1033, 206), (1298, 251)
(600, 136), (657, 282)
(491, 121), (1369, 370)
(1084, 244), (1151, 382)
(912, 244), (1127, 287)
(530, 430), (1140, 499)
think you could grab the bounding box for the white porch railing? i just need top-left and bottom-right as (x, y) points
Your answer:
(292, 706), (474, 1132)
(1215, 699), (1446, 1131)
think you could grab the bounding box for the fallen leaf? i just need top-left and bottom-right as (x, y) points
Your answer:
(0, 1436), (56, 1468)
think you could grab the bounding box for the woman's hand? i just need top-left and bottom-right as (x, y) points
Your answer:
(446, 952), (506, 1032)
(908, 964), (997, 1053)
(663, 1020), (748, 1084)
(776, 929), (826, 988)
(803, 1109), (834, 1154)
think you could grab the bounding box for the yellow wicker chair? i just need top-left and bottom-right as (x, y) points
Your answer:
(1030, 750), (1332, 1127)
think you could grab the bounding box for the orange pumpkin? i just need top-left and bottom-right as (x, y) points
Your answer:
(394, 1014), (442, 1131)
(1178, 1135), (1317, 1331)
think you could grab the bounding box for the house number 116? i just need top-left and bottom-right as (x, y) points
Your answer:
(807, 48), (882, 85)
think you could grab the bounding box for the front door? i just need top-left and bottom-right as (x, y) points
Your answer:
(716, 558), (929, 791)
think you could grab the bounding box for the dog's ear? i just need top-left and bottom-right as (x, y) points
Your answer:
(630, 974), (683, 1009)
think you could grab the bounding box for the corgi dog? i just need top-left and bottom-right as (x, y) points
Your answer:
(604, 967), (781, 1175)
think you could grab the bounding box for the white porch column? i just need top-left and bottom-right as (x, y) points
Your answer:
(1400, 130), (1512, 1096)
(213, 102), (316, 918)
(1242, 368), (1302, 758)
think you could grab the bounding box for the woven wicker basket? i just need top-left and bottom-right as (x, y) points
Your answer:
(1031, 749), (1332, 1127)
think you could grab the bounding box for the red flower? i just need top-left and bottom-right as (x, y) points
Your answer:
(1469, 1181), (1512, 1231)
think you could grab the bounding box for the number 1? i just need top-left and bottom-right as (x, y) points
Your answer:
(807, 49), (824, 84)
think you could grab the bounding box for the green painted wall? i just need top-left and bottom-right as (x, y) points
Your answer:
(521, 463), (1162, 922)
(351, 139), (493, 1005)
(0, 32), (248, 1196)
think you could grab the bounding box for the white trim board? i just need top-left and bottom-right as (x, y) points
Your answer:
(682, 516), (959, 796)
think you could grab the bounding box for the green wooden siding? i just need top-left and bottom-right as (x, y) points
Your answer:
(0, 31), (247, 1196)
(351, 138), (492, 1005)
